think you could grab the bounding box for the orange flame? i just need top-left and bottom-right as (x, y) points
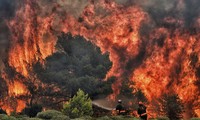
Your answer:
(8, 81), (27, 96)
(16, 100), (26, 113)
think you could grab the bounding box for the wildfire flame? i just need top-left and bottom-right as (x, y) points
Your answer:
(0, 0), (199, 118)
(8, 81), (27, 96)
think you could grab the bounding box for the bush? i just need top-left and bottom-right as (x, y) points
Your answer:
(131, 118), (139, 120)
(107, 116), (137, 120)
(191, 118), (200, 120)
(71, 116), (93, 120)
(96, 116), (138, 120)
(0, 114), (17, 120)
(22, 118), (43, 120)
(37, 110), (62, 118)
(110, 116), (127, 120)
(156, 117), (170, 120)
(14, 115), (29, 120)
(51, 114), (70, 120)
(36, 110), (67, 119)
(96, 116), (111, 120)
(62, 89), (93, 118)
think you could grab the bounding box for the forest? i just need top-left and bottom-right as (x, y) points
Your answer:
(0, 33), (197, 120)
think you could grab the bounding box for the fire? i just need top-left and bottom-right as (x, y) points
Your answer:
(0, 0), (199, 118)
(16, 100), (26, 113)
(1, 100), (26, 115)
(132, 31), (200, 116)
(8, 0), (57, 77)
(8, 81), (27, 96)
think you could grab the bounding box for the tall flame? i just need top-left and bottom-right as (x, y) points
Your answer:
(8, 81), (27, 96)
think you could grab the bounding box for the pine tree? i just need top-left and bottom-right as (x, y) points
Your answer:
(62, 89), (93, 118)
(160, 94), (184, 120)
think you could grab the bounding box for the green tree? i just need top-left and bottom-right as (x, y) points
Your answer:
(62, 89), (93, 118)
(28, 33), (112, 110)
(160, 94), (184, 120)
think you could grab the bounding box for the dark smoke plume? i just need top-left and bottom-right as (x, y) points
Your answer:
(116, 0), (200, 29)
(0, 0), (17, 71)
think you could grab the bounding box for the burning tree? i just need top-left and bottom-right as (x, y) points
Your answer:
(0, 32), (112, 114)
(159, 94), (184, 120)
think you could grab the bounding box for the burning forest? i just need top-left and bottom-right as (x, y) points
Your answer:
(0, 0), (200, 119)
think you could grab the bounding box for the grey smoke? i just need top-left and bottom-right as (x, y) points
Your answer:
(37, 0), (89, 18)
(115, 0), (200, 28)
(0, 0), (17, 71)
(184, 0), (200, 28)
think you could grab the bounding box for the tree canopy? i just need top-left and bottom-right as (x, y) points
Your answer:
(62, 89), (93, 118)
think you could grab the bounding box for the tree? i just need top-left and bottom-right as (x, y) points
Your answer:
(159, 94), (184, 120)
(23, 104), (42, 117)
(135, 89), (147, 103)
(62, 89), (93, 118)
(120, 78), (135, 98)
(0, 108), (6, 114)
(69, 76), (100, 97)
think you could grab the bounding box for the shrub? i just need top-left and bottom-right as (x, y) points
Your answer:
(96, 116), (111, 120)
(110, 115), (126, 120)
(81, 116), (93, 120)
(62, 89), (93, 118)
(191, 118), (200, 120)
(97, 116), (138, 120)
(131, 118), (139, 120)
(71, 116), (93, 120)
(51, 114), (70, 120)
(0, 114), (17, 120)
(36, 110), (64, 119)
(22, 118), (43, 120)
(156, 116), (170, 120)
(110, 116), (138, 120)
(14, 115), (29, 120)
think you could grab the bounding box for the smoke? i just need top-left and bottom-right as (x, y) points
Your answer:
(36, 0), (89, 18)
(115, 0), (200, 28)
(183, 0), (200, 28)
(115, 0), (176, 10)
(0, 0), (17, 71)
(0, 0), (16, 18)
